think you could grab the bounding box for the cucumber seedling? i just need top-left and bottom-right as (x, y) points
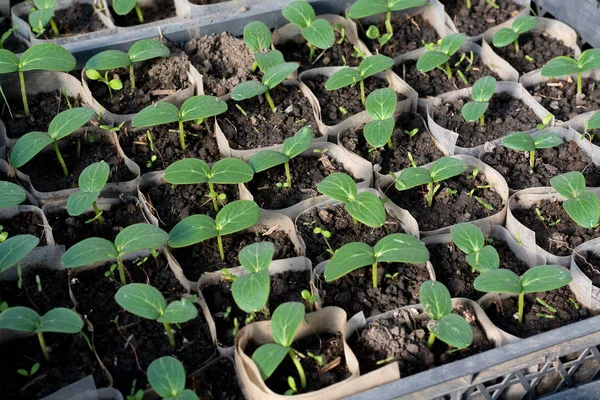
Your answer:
(584, 110), (600, 140)
(147, 356), (198, 400)
(492, 16), (538, 52)
(417, 33), (466, 79)
(28, 0), (59, 37)
(541, 49), (600, 95)
(0, 181), (26, 208)
(502, 131), (563, 169)
(0, 24), (17, 50)
(451, 223), (499, 273)
(363, 88), (397, 150)
(67, 161), (110, 224)
(85, 69), (123, 101)
(248, 126), (312, 189)
(112, 0), (145, 23)
(231, 242), (274, 315)
(0, 306), (83, 360)
(61, 223), (169, 285)
(474, 265), (572, 323)
(243, 21), (273, 72)
(115, 284), (197, 348)
(10, 107), (96, 176)
(282, 1), (335, 63)
(164, 157), (254, 212)
(549, 171), (600, 229)
(0, 234), (39, 274)
(461, 76), (496, 126)
(324, 233), (429, 288)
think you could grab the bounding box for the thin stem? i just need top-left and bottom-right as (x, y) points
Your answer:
(49, 18), (59, 36)
(288, 348), (307, 390)
(217, 234), (225, 261)
(129, 64), (136, 90)
(284, 161), (292, 188)
(479, 115), (485, 126)
(178, 120), (186, 150)
(387, 138), (393, 150)
(53, 141), (69, 176)
(117, 257), (126, 285)
(163, 323), (176, 347)
(251, 61), (258, 73)
(208, 182), (219, 212)
(265, 90), (276, 112)
(529, 149), (535, 169)
(18, 71), (29, 117)
(38, 332), (49, 361)
(371, 261), (378, 288)
(577, 72), (582, 95)
(360, 79), (365, 105)
(385, 11), (392, 33)
(427, 183), (434, 208)
(518, 292), (524, 323)
(92, 201), (104, 224)
(465, 0), (471, 9)
(427, 332), (436, 348)
(444, 61), (452, 79)
(134, 2), (144, 23)
(308, 43), (315, 63)
(108, 85), (113, 101)
(513, 38), (520, 53)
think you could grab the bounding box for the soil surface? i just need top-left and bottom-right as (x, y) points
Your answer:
(512, 198), (600, 257)
(218, 85), (317, 150)
(481, 140), (600, 190)
(528, 77), (600, 123)
(340, 112), (442, 174)
(51, 3), (105, 37)
(440, 0), (522, 37)
(350, 303), (494, 375)
(202, 270), (310, 347)
(1, 211), (47, 245)
(191, 357), (244, 400)
(296, 203), (407, 265)
(433, 92), (539, 147)
(574, 251), (600, 287)
(109, 0), (176, 26)
(385, 170), (504, 232)
(0, 18), (27, 53)
(485, 286), (590, 338)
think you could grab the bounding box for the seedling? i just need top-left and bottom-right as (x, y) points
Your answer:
(404, 128), (419, 139)
(0, 306), (83, 360)
(0, 44), (76, 116)
(461, 76), (496, 126)
(231, 242), (274, 315)
(584, 110), (600, 139)
(61, 223), (169, 285)
(66, 161), (110, 224)
(313, 227), (334, 255)
(147, 356), (198, 400)
(318, 172), (386, 228)
(243, 21), (272, 72)
(492, 16), (538, 52)
(164, 157), (253, 212)
(10, 107), (96, 176)
(502, 131), (562, 169)
(282, 1), (335, 62)
(550, 171), (600, 228)
(17, 362), (40, 380)
(541, 49), (600, 95)
(85, 69), (123, 100)
(168, 200), (260, 261)
(417, 33), (467, 79)
(301, 289), (318, 311)
(363, 88), (397, 150)
(0, 235), (39, 274)
(394, 157), (469, 207)
(474, 265), (572, 323)
(28, 0), (58, 37)
(419, 281), (472, 349)
(112, 0), (144, 23)
(385, 272), (399, 279)
(0, 181), (26, 208)
(325, 55), (394, 104)
(0, 24), (17, 50)
(324, 233), (429, 288)
(451, 223), (499, 273)
(85, 39), (170, 91)
(536, 114), (553, 131)
(248, 126), (312, 189)
(132, 95), (227, 150)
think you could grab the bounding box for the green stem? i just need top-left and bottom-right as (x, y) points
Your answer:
(134, 2), (144, 23)
(427, 183), (434, 208)
(577, 72), (582, 95)
(163, 323), (176, 347)
(129, 64), (136, 90)
(251, 61), (258, 73)
(479, 115), (485, 126)
(284, 161), (292, 188)
(117, 257), (126, 285)
(360, 79), (365, 105)
(387, 138), (393, 150)
(385, 11), (392, 33)
(38, 332), (49, 361)
(427, 332), (436, 348)
(465, 0), (471, 9)
(445, 61), (452, 79)
(92, 201), (104, 224)
(513, 38), (520, 53)
(178, 120), (186, 151)
(529, 149), (535, 169)
(53, 141), (68, 176)
(217, 234), (225, 261)
(265, 90), (275, 112)
(288, 349), (307, 390)
(518, 292), (524, 323)
(208, 181), (219, 212)
(108, 85), (113, 101)
(308, 43), (315, 63)
(49, 18), (59, 36)
(371, 261), (378, 288)
(18, 71), (29, 117)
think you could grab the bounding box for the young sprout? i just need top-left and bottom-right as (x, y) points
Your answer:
(168, 200), (260, 261)
(0, 44), (76, 116)
(451, 223), (499, 273)
(17, 362), (40, 380)
(147, 356), (198, 400)
(461, 76), (496, 126)
(164, 157), (254, 212)
(0, 234), (39, 274)
(113, 0), (145, 23)
(66, 161), (110, 224)
(28, 0), (58, 37)
(536, 114), (553, 131)
(301, 289), (318, 311)
(584, 110), (600, 137)
(132, 95), (227, 151)
(419, 281), (473, 349)
(502, 131), (563, 169)
(0, 307), (83, 361)
(465, 0), (471, 9)
(325, 55), (394, 105)
(474, 265), (572, 323)
(363, 88), (397, 150)
(417, 33), (467, 79)
(394, 157), (468, 207)
(550, 171), (600, 229)
(61, 223), (169, 285)
(248, 126), (312, 189)
(0, 24), (17, 50)
(231, 242), (274, 315)
(541, 49), (600, 95)
(10, 107), (96, 176)
(324, 233), (429, 288)
(0, 181), (26, 208)
(243, 21), (273, 72)
(85, 39), (170, 91)
(282, 1), (335, 63)
(85, 70), (123, 100)
(317, 172), (386, 228)
(492, 16), (538, 52)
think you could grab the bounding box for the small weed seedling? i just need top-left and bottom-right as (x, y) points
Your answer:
(61, 223), (169, 285)
(461, 76), (496, 126)
(112, 0), (145, 23)
(492, 16), (538, 52)
(282, 1), (335, 63)
(0, 306), (83, 360)
(417, 33), (467, 79)
(231, 242), (274, 315)
(28, 0), (58, 37)
(301, 289), (318, 311)
(363, 88), (397, 150)
(451, 223), (499, 273)
(17, 362), (40, 380)
(85, 69), (123, 100)
(550, 171), (600, 228)
(0, 181), (26, 208)
(0, 234), (39, 274)
(318, 172), (387, 228)
(116, 284), (197, 347)
(537, 114), (553, 131)
(502, 131), (563, 169)
(324, 233), (429, 288)
(541, 49), (600, 95)
(0, 44), (76, 116)
(66, 161), (110, 223)
(243, 21), (272, 72)
(394, 157), (468, 207)
(164, 157), (253, 212)
(147, 356), (198, 400)
(248, 126), (312, 189)
(313, 226), (334, 255)
(168, 200), (260, 261)
(420, 281), (473, 349)
(325, 54), (394, 105)
(10, 107), (95, 176)
(474, 265), (572, 323)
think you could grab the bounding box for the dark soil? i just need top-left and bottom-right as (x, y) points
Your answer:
(318, 261), (431, 318)
(433, 92), (539, 147)
(340, 112), (442, 174)
(296, 203), (407, 265)
(527, 77), (600, 123)
(1, 211), (47, 245)
(512, 198), (600, 257)
(481, 140), (600, 190)
(385, 170), (504, 232)
(170, 226), (298, 282)
(440, 0), (522, 37)
(428, 240), (530, 300)
(349, 302), (494, 375)
(183, 32), (255, 97)
(574, 251), (600, 287)
(359, 13), (439, 57)
(50, 2), (105, 37)
(191, 357), (244, 400)
(17, 134), (136, 192)
(202, 270), (310, 347)
(109, 0), (176, 26)
(0, 18), (27, 53)
(247, 153), (361, 211)
(485, 286), (590, 338)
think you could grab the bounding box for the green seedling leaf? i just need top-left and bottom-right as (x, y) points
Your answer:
(428, 313), (472, 349)
(0, 181), (26, 208)
(417, 33), (466, 72)
(29, 9), (54, 35)
(502, 132), (536, 152)
(232, 80), (268, 101)
(577, 49), (600, 73)
(252, 343), (289, 380)
(263, 62), (299, 89)
(325, 68), (361, 90)
(128, 39), (170, 63)
(533, 133), (563, 148)
(282, 126), (313, 159)
(158, 297), (198, 324)
(473, 268), (522, 294)
(147, 356), (188, 399)
(239, 242), (275, 273)
(232, 268), (270, 313)
(471, 76), (496, 102)
(248, 150), (290, 173)
(282, 0), (315, 28)
(493, 16), (537, 48)
(168, 215), (218, 248)
(61, 237), (118, 268)
(541, 56), (579, 77)
(244, 21), (272, 53)
(549, 171), (586, 198)
(461, 101), (488, 122)
(0, 235), (39, 273)
(301, 19), (335, 49)
(67, 161), (110, 217)
(345, 191), (386, 228)
(324, 242), (375, 282)
(86, 50), (131, 71)
(255, 50), (285, 73)
(465, 245), (500, 272)
(37, 308), (83, 333)
(492, 28), (519, 48)
(513, 15), (538, 34)
(439, 33), (466, 56)
(0, 49), (19, 73)
(563, 192), (600, 229)
(521, 265), (572, 293)
(429, 157), (468, 182)
(131, 102), (180, 127)
(419, 280), (452, 320)
(115, 283), (167, 320)
(215, 200), (260, 235)
(389, 0), (428, 10)
(586, 111), (600, 131)
(48, 107), (95, 141)
(451, 223), (484, 254)
(0, 306), (40, 331)
(9, 132), (54, 168)
(373, 233), (429, 263)
(112, 0), (137, 15)
(271, 302), (305, 347)
(348, 0), (389, 18)
(364, 118), (394, 148)
(164, 158), (211, 184)
(19, 44), (76, 72)
(394, 167), (431, 190)
(209, 158), (254, 184)
(358, 55), (394, 79)
(115, 224), (169, 255)
(317, 172), (357, 203)
(366, 88), (396, 120)
(180, 95), (228, 121)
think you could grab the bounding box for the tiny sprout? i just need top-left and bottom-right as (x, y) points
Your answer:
(417, 33), (467, 79)
(493, 16), (538, 52)
(35, 274), (42, 293)
(376, 356), (394, 365)
(541, 49), (600, 95)
(407, 152), (416, 168)
(536, 297), (557, 313)
(85, 69), (122, 100)
(17, 362), (40, 379)
(146, 155), (157, 168)
(475, 196), (494, 211)
(307, 351), (324, 366)
(536, 313), (554, 319)
(385, 272), (399, 280)
(451, 223), (499, 273)
(100, 121), (125, 134)
(17, 265), (22, 289)
(301, 289), (318, 311)
(104, 263), (118, 279)
(366, 25), (391, 46)
(339, 106), (348, 115)
(550, 171), (600, 229)
(525, 55), (534, 63)
(446, 188), (457, 195)
(147, 356), (198, 400)
(404, 128), (419, 138)
(67, 161), (110, 224)
(461, 76), (496, 126)
(282, 1), (335, 62)
(286, 376), (299, 395)
(313, 226), (334, 255)
(536, 114), (553, 131)
(569, 298), (580, 310)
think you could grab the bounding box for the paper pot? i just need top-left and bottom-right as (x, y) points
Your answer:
(570, 238), (600, 312)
